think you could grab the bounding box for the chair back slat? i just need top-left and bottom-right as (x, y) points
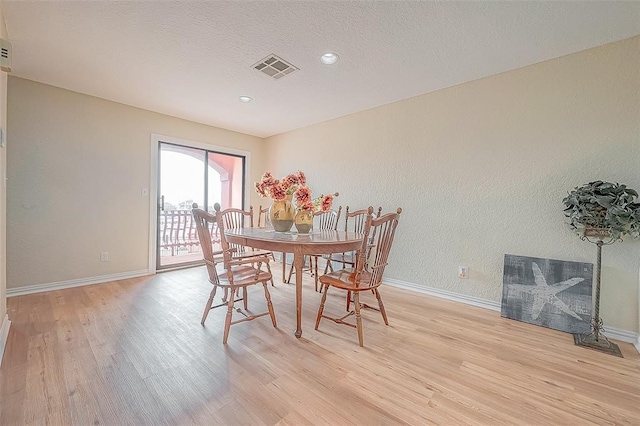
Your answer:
(192, 208), (221, 286)
(213, 204), (238, 282)
(354, 207), (402, 289)
(341, 206), (382, 269)
(257, 205), (271, 228)
(345, 206), (381, 234)
(314, 206), (342, 231)
(219, 207), (256, 255)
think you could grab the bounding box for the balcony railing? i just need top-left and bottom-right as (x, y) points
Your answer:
(159, 209), (220, 266)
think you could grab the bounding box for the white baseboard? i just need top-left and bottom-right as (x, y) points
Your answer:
(384, 277), (639, 351)
(0, 314), (10, 368)
(385, 278), (501, 312)
(602, 326), (639, 346)
(6, 269), (151, 297)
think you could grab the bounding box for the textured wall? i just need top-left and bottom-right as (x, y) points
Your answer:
(266, 36), (640, 332)
(7, 78), (266, 288)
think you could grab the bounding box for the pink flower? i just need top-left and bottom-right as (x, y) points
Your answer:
(270, 184), (287, 201)
(283, 173), (299, 187)
(260, 172), (278, 186)
(256, 171), (286, 198)
(320, 194), (334, 212)
(301, 201), (315, 211)
(294, 186), (312, 205)
(255, 182), (267, 197)
(296, 170), (306, 186)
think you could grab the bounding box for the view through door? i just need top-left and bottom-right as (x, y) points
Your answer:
(157, 142), (245, 269)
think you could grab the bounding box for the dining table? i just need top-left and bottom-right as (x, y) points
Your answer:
(224, 228), (364, 338)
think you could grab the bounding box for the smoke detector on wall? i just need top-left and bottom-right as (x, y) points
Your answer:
(252, 54), (299, 80)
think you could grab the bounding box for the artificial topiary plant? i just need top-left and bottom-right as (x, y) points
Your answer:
(562, 180), (640, 357)
(563, 180), (640, 240)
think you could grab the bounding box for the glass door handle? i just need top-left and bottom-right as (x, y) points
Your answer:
(160, 195), (165, 211)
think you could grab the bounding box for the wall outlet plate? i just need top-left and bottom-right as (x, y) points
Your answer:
(458, 266), (469, 279)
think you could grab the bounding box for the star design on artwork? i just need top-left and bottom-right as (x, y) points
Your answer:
(510, 262), (585, 321)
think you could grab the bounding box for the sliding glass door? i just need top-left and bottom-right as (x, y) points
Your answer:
(157, 141), (245, 269)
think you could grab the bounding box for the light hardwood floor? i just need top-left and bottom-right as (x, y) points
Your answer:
(1, 264), (639, 425)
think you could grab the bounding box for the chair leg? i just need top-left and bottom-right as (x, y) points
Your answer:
(346, 290), (352, 311)
(313, 256), (319, 292)
(281, 252), (287, 283)
(243, 286), (248, 311)
(223, 288), (236, 344)
(374, 289), (389, 325)
(315, 285), (330, 330)
(262, 282), (277, 327)
(354, 292), (364, 347)
(201, 286), (217, 325)
(286, 262), (294, 284)
(323, 256), (332, 274)
(318, 257), (332, 293)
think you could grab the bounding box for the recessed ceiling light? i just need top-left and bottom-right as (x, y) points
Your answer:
(320, 52), (339, 65)
(239, 96), (253, 103)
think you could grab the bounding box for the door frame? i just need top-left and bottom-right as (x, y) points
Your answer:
(148, 133), (251, 274)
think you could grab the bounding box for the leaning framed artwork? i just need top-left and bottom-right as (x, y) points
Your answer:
(501, 254), (592, 334)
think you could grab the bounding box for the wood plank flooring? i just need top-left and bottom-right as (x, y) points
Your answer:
(1, 264), (639, 425)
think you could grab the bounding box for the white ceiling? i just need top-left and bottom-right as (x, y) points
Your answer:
(2, 1), (639, 138)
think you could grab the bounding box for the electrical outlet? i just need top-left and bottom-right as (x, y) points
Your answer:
(100, 252), (109, 262)
(458, 266), (469, 279)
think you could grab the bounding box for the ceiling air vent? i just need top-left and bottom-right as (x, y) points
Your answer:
(0, 39), (11, 73)
(252, 54), (298, 80)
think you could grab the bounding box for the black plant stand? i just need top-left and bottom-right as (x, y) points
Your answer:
(572, 231), (623, 357)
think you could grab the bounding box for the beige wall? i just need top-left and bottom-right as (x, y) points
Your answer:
(266, 36), (640, 332)
(0, 7), (8, 323)
(5, 35), (639, 334)
(7, 77), (266, 288)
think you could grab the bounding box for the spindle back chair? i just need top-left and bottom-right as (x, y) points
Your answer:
(316, 206), (402, 346)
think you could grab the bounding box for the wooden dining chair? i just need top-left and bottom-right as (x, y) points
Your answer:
(286, 206), (342, 291)
(320, 206), (382, 298)
(192, 205), (277, 344)
(259, 204), (287, 283)
(323, 206), (382, 273)
(218, 205), (275, 286)
(315, 206), (402, 347)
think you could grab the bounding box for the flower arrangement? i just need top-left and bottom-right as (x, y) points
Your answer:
(255, 170), (305, 201)
(294, 186), (338, 212)
(255, 170), (338, 212)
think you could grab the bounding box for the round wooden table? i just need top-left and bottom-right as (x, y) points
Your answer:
(225, 228), (363, 338)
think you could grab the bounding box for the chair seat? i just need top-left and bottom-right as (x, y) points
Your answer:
(213, 264), (269, 287)
(319, 268), (378, 291)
